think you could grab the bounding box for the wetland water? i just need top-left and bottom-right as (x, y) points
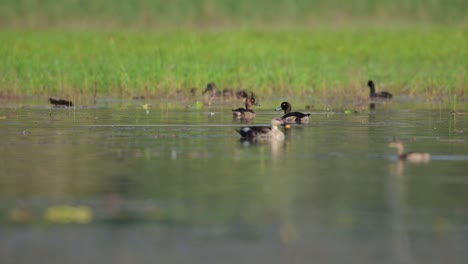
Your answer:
(0, 99), (467, 264)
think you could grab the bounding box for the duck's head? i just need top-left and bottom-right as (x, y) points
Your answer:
(189, 88), (197, 96)
(236, 90), (248, 99)
(388, 141), (404, 153)
(248, 97), (259, 106)
(202, 82), (217, 95)
(275, 101), (291, 112)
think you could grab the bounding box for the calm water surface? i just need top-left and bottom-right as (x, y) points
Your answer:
(0, 98), (467, 264)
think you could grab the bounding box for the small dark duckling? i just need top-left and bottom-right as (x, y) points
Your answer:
(368, 80), (392, 99)
(275, 102), (310, 123)
(222, 89), (235, 98)
(388, 141), (430, 163)
(49, 97), (73, 107)
(232, 97), (259, 119)
(202, 82), (218, 97)
(189, 88), (197, 97)
(237, 118), (285, 141)
(236, 90), (248, 100)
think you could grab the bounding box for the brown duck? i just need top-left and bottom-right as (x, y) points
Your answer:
(388, 141), (430, 163)
(232, 97), (259, 119)
(237, 118), (285, 141)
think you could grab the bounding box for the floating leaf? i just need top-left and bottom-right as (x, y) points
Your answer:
(193, 101), (203, 110)
(44, 205), (93, 224)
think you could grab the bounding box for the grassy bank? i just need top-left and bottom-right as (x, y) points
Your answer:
(0, 29), (466, 99)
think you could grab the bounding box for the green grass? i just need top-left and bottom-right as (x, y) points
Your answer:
(0, 29), (466, 99)
(0, 1), (466, 100)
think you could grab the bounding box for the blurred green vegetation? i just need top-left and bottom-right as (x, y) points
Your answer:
(0, 0), (466, 29)
(0, 1), (466, 97)
(0, 30), (466, 97)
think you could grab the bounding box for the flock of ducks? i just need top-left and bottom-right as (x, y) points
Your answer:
(230, 80), (430, 163)
(48, 79), (430, 162)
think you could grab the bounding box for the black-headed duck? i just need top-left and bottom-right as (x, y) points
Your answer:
(388, 141), (430, 163)
(237, 118), (285, 141)
(232, 97), (259, 119)
(275, 102), (310, 123)
(368, 80), (392, 99)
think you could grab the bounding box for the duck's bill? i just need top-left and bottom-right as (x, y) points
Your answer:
(275, 107), (282, 111)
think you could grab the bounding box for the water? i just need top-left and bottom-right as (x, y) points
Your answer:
(1, 99), (467, 264)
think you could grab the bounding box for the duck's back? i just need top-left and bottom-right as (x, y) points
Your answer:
(282, 112), (310, 123)
(237, 126), (271, 138)
(371, 91), (393, 99)
(401, 152), (430, 162)
(283, 112), (310, 118)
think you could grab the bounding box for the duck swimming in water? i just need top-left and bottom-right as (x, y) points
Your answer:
(388, 140), (430, 163)
(237, 118), (285, 141)
(49, 97), (73, 107)
(232, 97), (259, 119)
(368, 80), (392, 99)
(275, 101), (310, 123)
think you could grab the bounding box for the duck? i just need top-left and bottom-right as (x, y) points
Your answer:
(49, 97), (73, 107)
(368, 80), (392, 99)
(236, 118), (285, 141)
(235, 89), (248, 100)
(189, 87), (197, 97)
(388, 140), (430, 162)
(222, 89), (235, 98)
(232, 97), (259, 119)
(275, 101), (310, 123)
(202, 82), (218, 97)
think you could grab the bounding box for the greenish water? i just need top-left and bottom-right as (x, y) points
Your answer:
(0, 98), (467, 264)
